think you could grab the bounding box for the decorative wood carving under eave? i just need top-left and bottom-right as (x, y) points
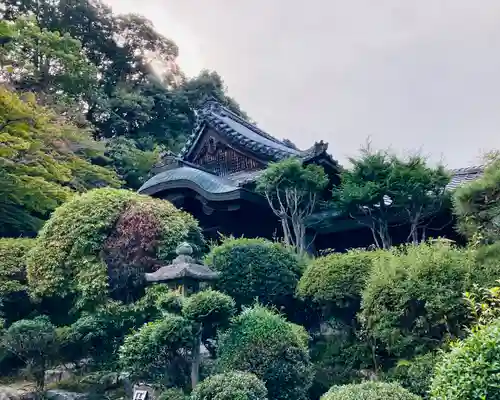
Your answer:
(190, 133), (264, 176)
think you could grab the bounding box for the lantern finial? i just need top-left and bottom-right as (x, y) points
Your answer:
(176, 242), (193, 256)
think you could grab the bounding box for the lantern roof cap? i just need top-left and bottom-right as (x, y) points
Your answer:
(144, 242), (218, 283)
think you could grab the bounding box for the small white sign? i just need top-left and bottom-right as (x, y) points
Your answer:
(133, 390), (148, 400)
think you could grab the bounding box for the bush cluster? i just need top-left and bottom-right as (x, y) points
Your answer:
(430, 319), (500, 400)
(217, 305), (313, 400)
(206, 238), (303, 309)
(27, 188), (204, 309)
(0, 238), (35, 324)
(298, 249), (378, 321)
(321, 381), (421, 400)
(361, 242), (474, 358)
(191, 371), (268, 400)
(386, 352), (439, 399)
(119, 314), (192, 383)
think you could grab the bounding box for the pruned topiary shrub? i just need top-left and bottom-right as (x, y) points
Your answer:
(297, 249), (379, 322)
(360, 241), (474, 359)
(119, 314), (192, 386)
(0, 238), (36, 324)
(206, 238), (303, 309)
(191, 371), (268, 400)
(183, 289), (235, 356)
(27, 188), (204, 309)
(321, 381), (421, 400)
(430, 319), (500, 400)
(158, 388), (188, 400)
(386, 352), (439, 399)
(217, 305), (313, 400)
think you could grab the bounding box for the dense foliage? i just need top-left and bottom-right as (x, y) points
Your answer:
(119, 314), (192, 386)
(217, 305), (314, 400)
(0, 238), (35, 324)
(454, 155), (500, 244)
(2, 316), (57, 391)
(206, 238), (303, 309)
(360, 241), (474, 359)
(430, 319), (500, 400)
(183, 289), (235, 356)
(158, 388), (188, 400)
(298, 249), (377, 322)
(0, 2), (498, 398)
(0, 86), (121, 237)
(386, 352), (439, 399)
(27, 188), (203, 309)
(333, 147), (449, 249)
(321, 381), (421, 400)
(0, 0), (249, 238)
(191, 371), (268, 400)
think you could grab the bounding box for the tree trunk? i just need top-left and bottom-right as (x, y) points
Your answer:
(191, 325), (202, 389)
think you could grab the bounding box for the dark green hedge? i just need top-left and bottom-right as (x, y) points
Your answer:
(206, 238), (303, 309)
(217, 305), (313, 400)
(191, 371), (268, 400)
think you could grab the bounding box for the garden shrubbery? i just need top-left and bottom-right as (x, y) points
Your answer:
(191, 371), (268, 400)
(27, 188), (204, 309)
(0, 238), (36, 324)
(386, 352), (439, 399)
(360, 241), (474, 359)
(206, 237), (303, 309)
(321, 381), (421, 400)
(298, 249), (379, 322)
(430, 319), (500, 400)
(217, 305), (313, 400)
(119, 314), (192, 386)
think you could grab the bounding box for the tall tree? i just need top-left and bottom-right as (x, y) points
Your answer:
(0, 85), (121, 237)
(389, 155), (450, 244)
(256, 157), (328, 253)
(0, 17), (98, 103)
(0, 0), (247, 147)
(333, 146), (449, 249)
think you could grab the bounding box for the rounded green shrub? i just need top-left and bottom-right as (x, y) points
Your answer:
(217, 305), (313, 400)
(321, 381), (421, 400)
(4, 316), (57, 390)
(360, 241), (473, 358)
(298, 249), (378, 321)
(155, 289), (185, 315)
(191, 371), (268, 400)
(470, 241), (500, 286)
(27, 188), (203, 308)
(386, 352), (439, 399)
(309, 320), (374, 397)
(206, 238), (303, 308)
(430, 319), (500, 400)
(119, 314), (192, 383)
(183, 289), (235, 326)
(0, 238), (35, 324)
(158, 388), (187, 400)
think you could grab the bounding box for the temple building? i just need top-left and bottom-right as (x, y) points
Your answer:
(138, 100), (483, 252)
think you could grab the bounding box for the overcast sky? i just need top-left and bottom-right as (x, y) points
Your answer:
(106, 0), (500, 168)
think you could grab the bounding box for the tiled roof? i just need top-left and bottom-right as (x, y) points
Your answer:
(180, 100), (310, 162)
(138, 166), (240, 197)
(446, 166), (484, 190)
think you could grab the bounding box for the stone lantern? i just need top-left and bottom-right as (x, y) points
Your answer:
(144, 242), (219, 389)
(145, 242), (218, 295)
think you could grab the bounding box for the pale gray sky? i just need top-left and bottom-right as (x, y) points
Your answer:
(107, 0), (500, 168)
